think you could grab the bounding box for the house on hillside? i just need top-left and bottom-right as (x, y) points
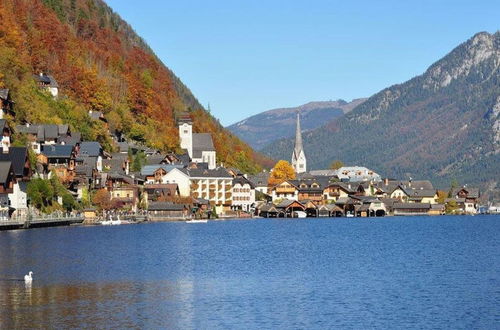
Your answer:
(16, 123), (72, 154)
(270, 180), (299, 202)
(335, 166), (382, 182)
(105, 173), (140, 211)
(248, 171), (270, 195)
(140, 164), (184, 184)
(232, 175), (255, 212)
(33, 73), (59, 98)
(162, 168), (191, 197)
(296, 178), (326, 204)
(144, 184), (180, 202)
(78, 141), (108, 172)
(0, 161), (15, 194)
(37, 144), (76, 182)
(0, 89), (15, 119)
(322, 182), (357, 203)
(451, 187), (480, 214)
(0, 147), (31, 216)
(0, 120), (12, 151)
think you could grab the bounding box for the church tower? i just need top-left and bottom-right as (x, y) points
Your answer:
(178, 114), (193, 158)
(291, 111), (307, 173)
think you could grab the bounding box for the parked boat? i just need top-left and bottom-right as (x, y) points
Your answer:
(186, 219), (208, 223)
(293, 211), (307, 218)
(346, 212), (355, 218)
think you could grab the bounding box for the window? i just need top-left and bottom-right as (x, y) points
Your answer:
(184, 130), (188, 134)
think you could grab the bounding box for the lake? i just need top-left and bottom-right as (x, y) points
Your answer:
(0, 215), (499, 329)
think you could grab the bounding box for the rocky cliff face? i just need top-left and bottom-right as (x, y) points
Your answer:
(227, 99), (366, 150)
(262, 31), (500, 196)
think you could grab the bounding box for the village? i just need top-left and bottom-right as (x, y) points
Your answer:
(0, 74), (483, 229)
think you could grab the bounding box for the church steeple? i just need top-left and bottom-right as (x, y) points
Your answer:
(291, 111), (307, 173)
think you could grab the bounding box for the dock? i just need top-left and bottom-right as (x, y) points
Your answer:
(0, 215), (84, 231)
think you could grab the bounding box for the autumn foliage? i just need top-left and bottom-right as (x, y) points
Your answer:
(0, 0), (268, 173)
(268, 160), (296, 187)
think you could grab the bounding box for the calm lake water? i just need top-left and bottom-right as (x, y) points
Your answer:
(0, 215), (499, 329)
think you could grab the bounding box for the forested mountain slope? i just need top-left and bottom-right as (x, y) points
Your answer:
(0, 0), (267, 173)
(227, 99), (366, 150)
(263, 32), (500, 190)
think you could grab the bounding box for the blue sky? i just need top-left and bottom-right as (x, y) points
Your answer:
(106, 0), (499, 126)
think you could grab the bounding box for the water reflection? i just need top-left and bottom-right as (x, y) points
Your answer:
(0, 279), (196, 329)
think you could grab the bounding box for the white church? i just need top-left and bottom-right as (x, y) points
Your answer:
(178, 114), (217, 169)
(291, 111), (307, 174)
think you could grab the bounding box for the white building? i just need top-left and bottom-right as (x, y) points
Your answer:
(291, 111), (307, 174)
(160, 168), (191, 197)
(336, 166), (382, 182)
(178, 115), (217, 169)
(232, 175), (255, 212)
(188, 167), (233, 214)
(34, 73), (59, 98)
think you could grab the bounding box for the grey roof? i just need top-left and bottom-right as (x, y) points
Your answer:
(276, 199), (301, 208)
(141, 164), (184, 176)
(117, 142), (129, 153)
(79, 142), (102, 157)
(16, 124), (38, 135)
(89, 111), (104, 120)
(41, 145), (74, 158)
(34, 74), (58, 88)
(148, 202), (185, 211)
(187, 167), (232, 178)
(248, 172), (270, 187)
(0, 161), (12, 183)
(76, 164), (93, 177)
(259, 204), (278, 212)
(192, 133), (215, 158)
(145, 154), (166, 165)
(59, 132), (81, 146)
(452, 187), (480, 199)
(0, 89), (9, 100)
(233, 175), (255, 188)
(405, 189), (436, 198)
(104, 153), (129, 174)
(393, 203), (431, 209)
(0, 147), (28, 177)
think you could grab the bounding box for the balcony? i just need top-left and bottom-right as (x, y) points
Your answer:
(275, 187), (296, 194)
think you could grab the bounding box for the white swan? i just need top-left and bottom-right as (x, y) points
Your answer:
(24, 271), (33, 283)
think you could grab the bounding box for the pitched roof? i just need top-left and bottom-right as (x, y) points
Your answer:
(0, 147), (28, 177)
(248, 172), (270, 186)
(34, 74), (58, 87)
(406, 189), (437, 198)
(233, 175), (255, 188)
(393, 203), (431, 209)
(41, 145), (74, 158)
(187, 167), (232, 178)
(79, 141), (102, 157)
(148, 202), (185, 211)
(0, 89), (9, 100)
(141, 164), (184, 176)
(0, 161), (12, 183)
(192, 133), (215, 158)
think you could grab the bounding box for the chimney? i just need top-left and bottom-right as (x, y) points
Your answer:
(384, 177), (389, 186)
(2, 136), (9, 153)
(39, 72), (43, 77)
(408, 177), (412, 188)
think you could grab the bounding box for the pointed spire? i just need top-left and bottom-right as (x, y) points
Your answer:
(294, 110), (303, 157)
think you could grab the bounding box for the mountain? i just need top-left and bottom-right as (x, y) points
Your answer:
(262, 31), (500, 192)
(0, 0), (265, 173)
(227, 99), (366, 150)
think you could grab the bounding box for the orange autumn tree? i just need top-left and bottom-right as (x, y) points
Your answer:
(268, 160), (296, 187)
